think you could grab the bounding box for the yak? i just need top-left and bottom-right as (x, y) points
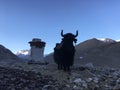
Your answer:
(53, 30), (78, 71)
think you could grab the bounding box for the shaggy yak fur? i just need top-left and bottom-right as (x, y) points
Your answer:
(53, 30), (78, 71)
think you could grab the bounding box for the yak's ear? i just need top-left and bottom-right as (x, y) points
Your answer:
(61, 30), (64, 37)
(74, 39), (77, 43)
(74, 30), (78, 37)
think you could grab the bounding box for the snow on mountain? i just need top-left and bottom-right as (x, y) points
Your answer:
(96, 38), (116, 43)
(116, 39), (120, 42)
(15, 50), (30, 55)
(15, 50), (30, 59)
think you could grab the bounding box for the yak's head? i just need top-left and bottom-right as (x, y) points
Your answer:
(61, 30), (78, 43)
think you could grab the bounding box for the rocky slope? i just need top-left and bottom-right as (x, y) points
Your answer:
(0, 45), (18, 60)
(75, 38), (120, 68)
(0, 44), (25, 65)
(0, 63), (120, 90)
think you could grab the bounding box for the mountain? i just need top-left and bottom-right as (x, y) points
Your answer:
(44, 38), (120, 68)
(96, 38), (116, 43)
(15, 49), (48, 59)
(0, 45), (18, 60)
(0, 44), (24, 65)
(44, 52), (54, 63)
(75, 38), (116, 58)
(75, 38), (105, 55)
(74, 38), (120, 67)
(15, 50), (30, 59)
(116, 39), (120, 42)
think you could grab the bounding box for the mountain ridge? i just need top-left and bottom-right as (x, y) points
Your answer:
(15, 50), (30, 59)
(45, 38), (120, 68)
(0, 45), (18, 60)
(0, 44), (25, 65)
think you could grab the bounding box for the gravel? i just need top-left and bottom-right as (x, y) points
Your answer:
(0, 63), (120, 90)
(0, 66), (63, 90)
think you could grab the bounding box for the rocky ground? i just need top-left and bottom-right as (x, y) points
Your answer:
(0, 65), (64, 90)
(0, 63), (120, 90)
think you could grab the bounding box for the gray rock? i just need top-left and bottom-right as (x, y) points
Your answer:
(85, 63), (94, 69)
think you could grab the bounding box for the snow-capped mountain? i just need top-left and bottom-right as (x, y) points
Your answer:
(15, 50), (30, 59)
(96, 38), (116, 43)
(116, 39), (120, 42)
(15, 50), (30, 55)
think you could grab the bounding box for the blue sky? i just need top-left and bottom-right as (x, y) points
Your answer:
(0, 0), (120, 54)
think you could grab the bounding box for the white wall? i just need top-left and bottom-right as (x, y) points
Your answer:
(30, 46), (45, 63)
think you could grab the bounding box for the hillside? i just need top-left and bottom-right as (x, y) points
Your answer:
(0, 45), (18, 59)
(75, 38), (120, 67)
(0, 44), (24, 65)
(45, 38), (120, 68)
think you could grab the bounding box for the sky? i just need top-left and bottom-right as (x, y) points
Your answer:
(0, 0), (120, 54)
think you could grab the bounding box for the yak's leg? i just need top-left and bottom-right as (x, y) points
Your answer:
(61, 64), (64, 70)
(63, 65), (66, 71)
(66, 66), (70, 72)
(67, 66), (70, 71)
(58, 64), (63, 70)
(63, 65), (71, 72)
(58, 64), (60, 70)
(63, 65), (69, 71)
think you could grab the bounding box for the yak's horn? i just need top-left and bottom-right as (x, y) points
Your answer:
(61, 30), (64, 37)
(74, 30), (78, 37)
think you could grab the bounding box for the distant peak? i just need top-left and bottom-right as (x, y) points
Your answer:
(96, 38), (116, 43)
(116, 39), (120, 42)
(15, 50), (30, 55)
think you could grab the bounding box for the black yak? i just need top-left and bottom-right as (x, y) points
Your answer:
(53, 30), (78, 71)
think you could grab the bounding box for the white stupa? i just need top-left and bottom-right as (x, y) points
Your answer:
(28, 38), (46, 64)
